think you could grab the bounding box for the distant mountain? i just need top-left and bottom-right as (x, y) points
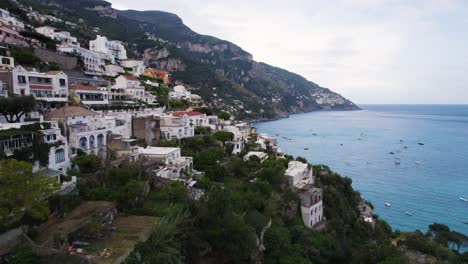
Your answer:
(28, 0), (359, 119)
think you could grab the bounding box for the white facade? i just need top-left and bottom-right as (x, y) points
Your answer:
(0, 55), (14, 69)
(160, 115), (194, 140)
(113, 75), (145, 101)
(36, 26), (79, 47)
(0, 80), (7, 97)
(256, 133), (278, 151)
(103, 64), (124, 77)
(42, 121), (71, 174)
(121, 59), (145, 76)
(89, 35), (127, 62)
(65, 115), (109, 158)
(58, 45), (103, 73)
(69, 84), (109, 106)
(244, 151), (268, 163)
(5, 66), (68, 102)
(169, 85), (201, 103)
(100, 111), (133, 139)
(285, 161), (314, 189)
(299, 188), (323, 229)
(0, 9), (25, 31)
(138, 146), (193, 180)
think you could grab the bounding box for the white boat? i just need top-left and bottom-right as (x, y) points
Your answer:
(384, 202), (391, 207)
(405, 211), (413, 216)
(415, 161), (422, 165)
(459, 197), (468, 202)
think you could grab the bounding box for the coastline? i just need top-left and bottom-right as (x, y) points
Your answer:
(252, 105), (467, 252)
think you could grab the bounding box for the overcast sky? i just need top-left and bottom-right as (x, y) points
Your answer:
(109, 0), (468, 104)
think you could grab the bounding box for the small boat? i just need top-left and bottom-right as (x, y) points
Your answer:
(340, 144), (343, 146)
(389, 152), (395, 155)
(384, 202), (391, 207)
(400, 139), (403, 142)
(403, 146), (408, 149)
(459, 197), (468, 202)
(312, 133), (317, 136)
(405, 211), (413, 216)
(464, 221), (468, 225)
(394, 160), (400, 165)
(418, 142), (424, 146)
(304, 148), (309, 150)
(415, 161), (422, 165)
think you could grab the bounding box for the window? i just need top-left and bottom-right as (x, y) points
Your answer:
(17, 75), (26, 83)
(55, 149), (65, 163)
(59, 79), (66, 86)
(1, 58), (10, 65)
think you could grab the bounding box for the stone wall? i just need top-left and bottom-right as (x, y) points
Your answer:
(34, 48), (78, 70)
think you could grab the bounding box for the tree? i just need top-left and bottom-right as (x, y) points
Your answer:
(448, 231), (468, 252)
(194, 126), (211, 135)
(214, 131), (234, 143)
(217, 111), (231, 120)
(0, 96), (36, 123)
(0, 159), (58, 228)
(72, 154), (102, 174)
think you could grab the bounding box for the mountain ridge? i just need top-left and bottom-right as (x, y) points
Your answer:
(29, 0), (359, 119)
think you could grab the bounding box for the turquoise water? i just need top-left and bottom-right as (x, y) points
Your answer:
(254, 105), (468, 238)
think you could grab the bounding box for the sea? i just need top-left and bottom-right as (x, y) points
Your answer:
(254, 104), (468, 240)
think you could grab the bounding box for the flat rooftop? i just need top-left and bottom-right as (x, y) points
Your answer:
(138, 146), (180, 155)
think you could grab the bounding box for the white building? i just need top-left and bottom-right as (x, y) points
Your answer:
(244, 151), (268, 163)
(138, 146), (193, 180)
(69, 84), (109, 106)
(57, 45), (103, 73)
(0, 54), (14, 69)
(36, 26), (79, 47)
(0, 66), (68, 102)
(0, 8), (25, 31)
(100, 111), (133, 139)
(42, 121), (71, 174)
(46, 106), (109, 158)
(160, 114), (194, 140)
(89, 35), (127, 63)
(256, 133), (278, 152)
(0, 80), (7, 97)
(285, 161), (314, 189)
(103, 64), (124, 77)
(121, 59), (145, 77)
(169, 85), (202, 103)
(298, 188), (323, 229)
(113, 75), (145, 101)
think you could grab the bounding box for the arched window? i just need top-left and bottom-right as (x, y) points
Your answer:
(89, 135), (95, 149)
(79, 137), (87, 150)
(97, 134), (104, 147)
(55, 149), (65, 163)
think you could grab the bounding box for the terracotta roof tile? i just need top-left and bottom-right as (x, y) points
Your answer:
(70, 84), (97, 91)
(171, 111), (203, 117)
(46, 106), (98, 119)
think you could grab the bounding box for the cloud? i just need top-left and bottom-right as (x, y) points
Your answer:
(108, 0), (468, 104)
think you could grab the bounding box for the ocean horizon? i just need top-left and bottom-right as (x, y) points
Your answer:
(254, 104), (468, 244)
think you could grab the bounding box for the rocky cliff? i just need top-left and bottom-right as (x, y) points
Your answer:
(28, 0), (359, 119)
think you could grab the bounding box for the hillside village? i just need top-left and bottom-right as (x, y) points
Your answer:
(1, 1), (467, 264)
(0, 3), (330, 263)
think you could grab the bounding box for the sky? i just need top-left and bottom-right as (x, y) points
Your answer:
(108, 0), (468, 104)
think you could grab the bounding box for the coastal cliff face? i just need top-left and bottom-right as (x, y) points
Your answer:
(30, 0), (359, 119)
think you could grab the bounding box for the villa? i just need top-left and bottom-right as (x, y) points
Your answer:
(0, 66), (69, 109)
(89, 35), (127, 63)
(285, 160), (314, 189)
(138, 146), (193, 180)
(69, 84), (109, 106)
(121, 59), (145, 77)
(244, 151), (268, 163)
